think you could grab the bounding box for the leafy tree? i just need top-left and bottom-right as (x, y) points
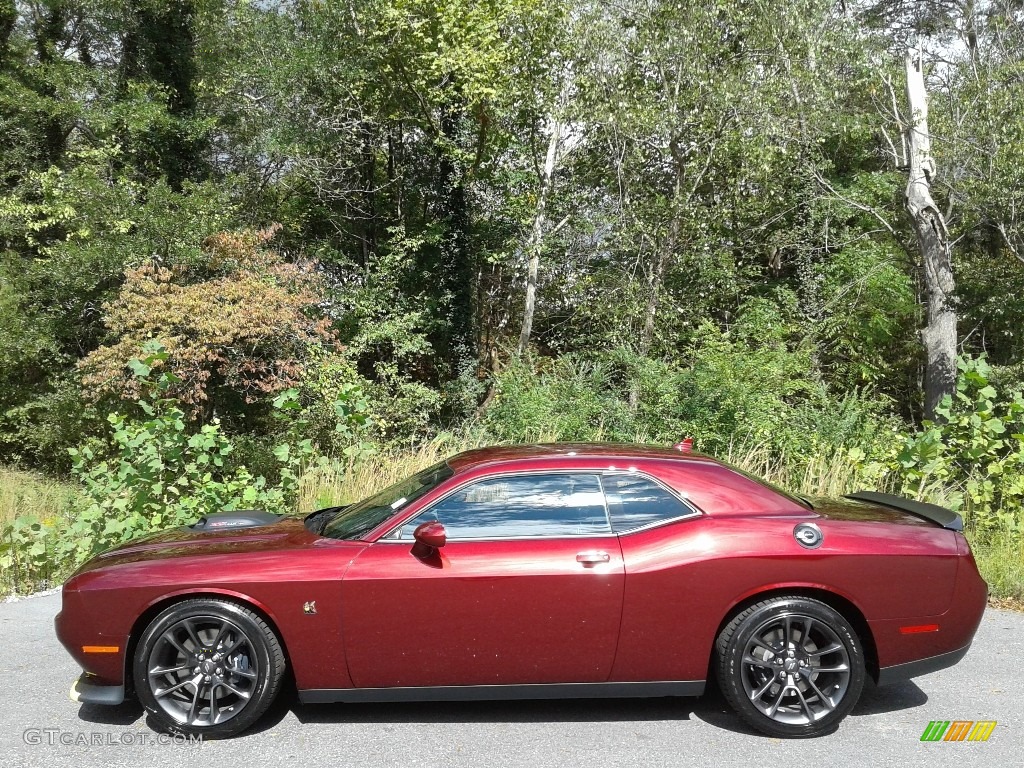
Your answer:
(79, 227), (335, 419)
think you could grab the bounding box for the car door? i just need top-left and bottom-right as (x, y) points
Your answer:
(340, 472), (625, 689)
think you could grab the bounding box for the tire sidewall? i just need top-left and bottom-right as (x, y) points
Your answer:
(133, 599), (278, 739)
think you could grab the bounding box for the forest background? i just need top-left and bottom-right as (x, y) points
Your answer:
(2, 0), (1024, 601)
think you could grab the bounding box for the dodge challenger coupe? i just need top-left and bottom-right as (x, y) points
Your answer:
(56, 443), (987, 739)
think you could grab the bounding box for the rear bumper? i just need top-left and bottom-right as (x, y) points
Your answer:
(876, 643), (972, 686)
(69, 673), (125, 706)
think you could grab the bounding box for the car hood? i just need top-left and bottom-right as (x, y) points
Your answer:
(70, 515), (320, 576)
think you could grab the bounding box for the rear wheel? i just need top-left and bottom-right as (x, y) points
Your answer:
(716, 596), (865, 738)
(133, 599), (285, 739)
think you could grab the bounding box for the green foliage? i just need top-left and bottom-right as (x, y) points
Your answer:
(65, 343), (298, 563)
(1, 342), (368, 593)
(894, 357), (1024, 535)
(0, 467), (82, 593)
(2, 0), (1024, 597)
(484, 299), (895, 467)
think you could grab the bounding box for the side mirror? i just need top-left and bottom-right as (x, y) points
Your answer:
(413, 521), (447, 549)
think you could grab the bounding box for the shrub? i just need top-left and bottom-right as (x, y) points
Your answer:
(65, 343), (308, 564)
(0, 342), (359, 594)
(78, 226), (336, 417)
(482, 307), (895, 472)
(894, 356), (1024, 535)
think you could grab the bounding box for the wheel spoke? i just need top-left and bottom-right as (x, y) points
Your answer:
(219, 680), (252, 700)
(793, 684), (815, 722)
(752, 677), (776, 701)
(211, 621), (229, 650)
(221, 634), (247, 656)
(165, 632), (191, 658)
(742, 654), (775, 670)
(183, 619), (203, 651)
(803, 675), (835, 711)
(801, 616), (814, 650)
(154, 676), (198, 699)
(807, 642), (842, 658)
(209, 683), (219, 725)
(766, 684), (787, 717)
(186, 684), (203, 725)
(231, 667), (257, 680)
(750, 638), (777, 656)
(815, 663), (849, 673)
(783, 615), (793, 647)
(150, 663), (193, 676)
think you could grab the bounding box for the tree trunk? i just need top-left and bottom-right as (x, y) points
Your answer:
(0, 2), (15, 68)
(516, 117), (565, 356)
(904, 47), (957, 420)
(431, 89), (475, 368)
(639, 217), (677, 357)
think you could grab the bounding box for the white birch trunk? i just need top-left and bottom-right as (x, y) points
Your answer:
(905, 47), (957, 419)
(516, 117), (565, 357)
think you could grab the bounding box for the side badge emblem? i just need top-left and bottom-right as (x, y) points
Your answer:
(794, 523), (823, 549)
(303, 601), (317, 615)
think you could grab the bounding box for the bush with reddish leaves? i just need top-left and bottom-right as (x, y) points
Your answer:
(80, 226), (336, 416)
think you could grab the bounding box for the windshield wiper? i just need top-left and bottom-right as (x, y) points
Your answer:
(304, 505), (349, 535)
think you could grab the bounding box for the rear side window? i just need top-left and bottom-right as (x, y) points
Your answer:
(398, 473), (611, 539)
(601, 473), (693, 532)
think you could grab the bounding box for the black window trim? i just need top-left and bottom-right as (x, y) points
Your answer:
(377, 468), (702, 542)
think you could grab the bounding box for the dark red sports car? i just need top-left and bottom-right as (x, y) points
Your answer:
(56, 443), (987, 739)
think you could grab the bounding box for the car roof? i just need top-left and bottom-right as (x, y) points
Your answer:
(445, 442), (720, 473)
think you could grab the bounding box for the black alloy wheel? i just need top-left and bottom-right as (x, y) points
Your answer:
(133, 599), (285, 739)
(716, 596), (866, 738)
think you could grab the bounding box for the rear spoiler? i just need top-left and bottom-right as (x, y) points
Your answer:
(845, 491), (963, 532)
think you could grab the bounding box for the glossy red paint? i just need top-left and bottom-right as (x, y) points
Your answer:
(342, 536), (625, 687)
(412, 521), (447, 549)
(55, 442), (987, 716)
(57, 520), (364, 691)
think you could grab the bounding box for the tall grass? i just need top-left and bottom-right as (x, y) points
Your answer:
(297, 436), (885, 512)
(294, 433), (493, 512)
(0, 467), (81, 527)
(1, 468), (83, 595)
(724, 441), (869, 498)
(973, 537), (1024, 607)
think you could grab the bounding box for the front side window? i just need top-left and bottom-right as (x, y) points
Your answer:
(397, 473), (611, 539)
(601, 473), (694, 532)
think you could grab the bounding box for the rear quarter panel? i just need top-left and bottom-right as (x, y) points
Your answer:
(611, 514), (961, 682)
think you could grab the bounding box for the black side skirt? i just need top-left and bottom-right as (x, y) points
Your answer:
(299, 680), (706, 705)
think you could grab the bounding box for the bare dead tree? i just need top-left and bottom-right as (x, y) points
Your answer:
(904, 46), (957, 419)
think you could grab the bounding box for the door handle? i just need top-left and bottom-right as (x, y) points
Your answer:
(576, 551), (610, 566)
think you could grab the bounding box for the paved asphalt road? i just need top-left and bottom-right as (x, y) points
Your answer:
(1, 592), (1020, 768)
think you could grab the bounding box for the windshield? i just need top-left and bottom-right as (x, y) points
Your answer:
(315, 461), (455, 540)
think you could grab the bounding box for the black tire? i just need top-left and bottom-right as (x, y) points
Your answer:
(133, 598), (286, 739)
(715, 596), (865, 738)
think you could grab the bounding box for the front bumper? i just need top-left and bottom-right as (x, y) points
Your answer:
(69, 673), (125, 706)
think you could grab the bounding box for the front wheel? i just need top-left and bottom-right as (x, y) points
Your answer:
(716, 596), (866, 738)
(133, 599), (286, 739)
